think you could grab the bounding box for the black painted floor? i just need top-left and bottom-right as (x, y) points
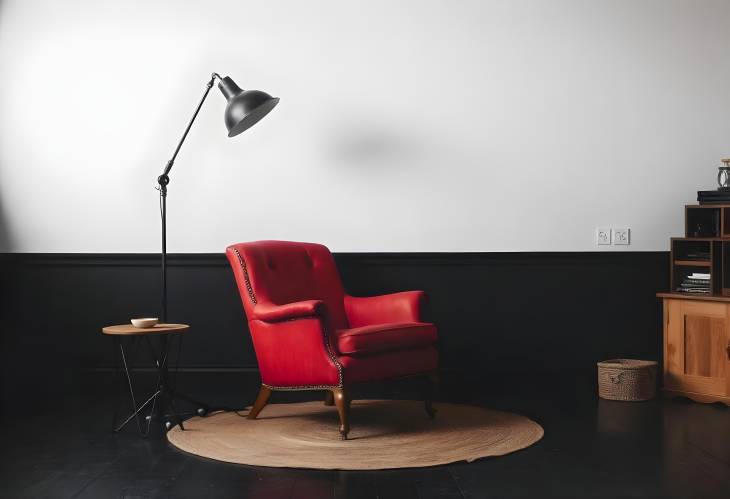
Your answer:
(0, 371), (728, 499)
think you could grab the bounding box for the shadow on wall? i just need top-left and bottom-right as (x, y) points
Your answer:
(327, 121), (426, 169)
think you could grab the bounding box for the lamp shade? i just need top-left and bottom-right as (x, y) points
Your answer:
(218, 76), (279, 137)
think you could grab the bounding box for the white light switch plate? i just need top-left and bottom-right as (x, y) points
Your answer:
(614, 228), (630, 245)
(596, 227), (611, 245)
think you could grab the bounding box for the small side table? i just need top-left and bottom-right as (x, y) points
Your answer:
(103, 323), (205, 436)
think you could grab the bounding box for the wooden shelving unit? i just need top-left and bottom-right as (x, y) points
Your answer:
(670, 205), (730, 296)
(657, 202), (730, 407)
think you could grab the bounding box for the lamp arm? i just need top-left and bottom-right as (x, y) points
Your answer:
(157, 72), (222, 187)
(156, 71), (221, 323)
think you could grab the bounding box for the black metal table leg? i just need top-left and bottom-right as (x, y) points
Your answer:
(113, 336), (157, 435)
(112, 333), (181, 436)
(111, 336), (121, 431)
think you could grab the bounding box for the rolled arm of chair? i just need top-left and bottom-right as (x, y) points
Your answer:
(344, 290), (427, 327)
(251, 299), (325, 323)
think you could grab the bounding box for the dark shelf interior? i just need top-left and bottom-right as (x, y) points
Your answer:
(672, 239), (711, 261)
(686, 207), (721, 238)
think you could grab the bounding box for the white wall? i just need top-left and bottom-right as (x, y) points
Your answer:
(0, 0), (728, 253)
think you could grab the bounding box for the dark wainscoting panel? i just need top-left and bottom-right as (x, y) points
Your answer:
(337, 252), (669, 372)
(1, 252), (668, 384)
(0, 252), (669, 372)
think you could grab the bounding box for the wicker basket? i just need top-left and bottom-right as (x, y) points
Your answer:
(597, 359), (657, 401)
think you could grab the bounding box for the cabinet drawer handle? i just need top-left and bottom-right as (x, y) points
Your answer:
(727, 343), (730, 361)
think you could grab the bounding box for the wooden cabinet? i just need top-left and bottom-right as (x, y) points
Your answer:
(658, 293), (730, 405)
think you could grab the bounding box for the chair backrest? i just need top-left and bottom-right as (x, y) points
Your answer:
(226, 240), (349, 330)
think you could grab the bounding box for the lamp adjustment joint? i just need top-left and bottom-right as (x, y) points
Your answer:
(207, 72), (222, 88)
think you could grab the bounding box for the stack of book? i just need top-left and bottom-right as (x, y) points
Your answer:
(698, 189), (730, 204)
(677, 273), (711, 294)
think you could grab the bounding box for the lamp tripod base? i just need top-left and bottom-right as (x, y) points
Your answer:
(111, 335), (238, 437)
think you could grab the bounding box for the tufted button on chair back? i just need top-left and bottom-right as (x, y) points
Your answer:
(226, 240), (349, 330)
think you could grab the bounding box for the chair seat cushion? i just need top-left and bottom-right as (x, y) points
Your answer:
(335, 322), (437, 355)
(339, 346), (438, 384)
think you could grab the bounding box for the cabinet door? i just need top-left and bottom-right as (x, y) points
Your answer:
(665, 300), (730, 396)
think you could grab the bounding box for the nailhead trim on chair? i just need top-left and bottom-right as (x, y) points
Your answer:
(263, 383), (340, 391)
(231, 246), (344, 389)
(321, 322), (345, 388)
(231, 247), (257, 304)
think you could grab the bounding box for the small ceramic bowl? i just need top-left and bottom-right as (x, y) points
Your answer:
(131, 317), (159, 328)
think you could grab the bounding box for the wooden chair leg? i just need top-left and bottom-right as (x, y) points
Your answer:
(332, 388), (350, 440)
(424, 370), (438, 419)
(247, 385), (272, 420)
(324, 391), (334, 406)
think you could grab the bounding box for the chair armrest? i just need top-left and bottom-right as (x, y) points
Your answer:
(252, 300), (325, 323)
(345, 291), (427, 327)
(249, 316), (342, 387)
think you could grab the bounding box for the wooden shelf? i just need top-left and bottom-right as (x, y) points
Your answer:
(657, 292), (730, 302)
(673, 260), (711, 266)
(673, 237), (729, 241)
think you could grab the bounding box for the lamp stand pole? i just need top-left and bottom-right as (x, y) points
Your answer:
(157, 73), (221, 322)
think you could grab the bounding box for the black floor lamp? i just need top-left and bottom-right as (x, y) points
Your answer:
(157, 72), (279, 322)
(149, 72), (278, 430)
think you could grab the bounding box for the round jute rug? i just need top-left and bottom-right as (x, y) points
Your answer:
(167, 400), (543, 470)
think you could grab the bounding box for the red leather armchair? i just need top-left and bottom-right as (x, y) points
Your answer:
(226, 240), (439, 439)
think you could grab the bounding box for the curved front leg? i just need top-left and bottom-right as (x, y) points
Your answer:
(331, 388), (350, 440)
(247, 385), (272, 420)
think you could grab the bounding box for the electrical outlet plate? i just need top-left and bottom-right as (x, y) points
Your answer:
(614, 228), (630, 245)
(596, 227), (611, 245)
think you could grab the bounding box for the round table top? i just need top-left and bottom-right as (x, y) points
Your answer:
(102, 323), (189, 336)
